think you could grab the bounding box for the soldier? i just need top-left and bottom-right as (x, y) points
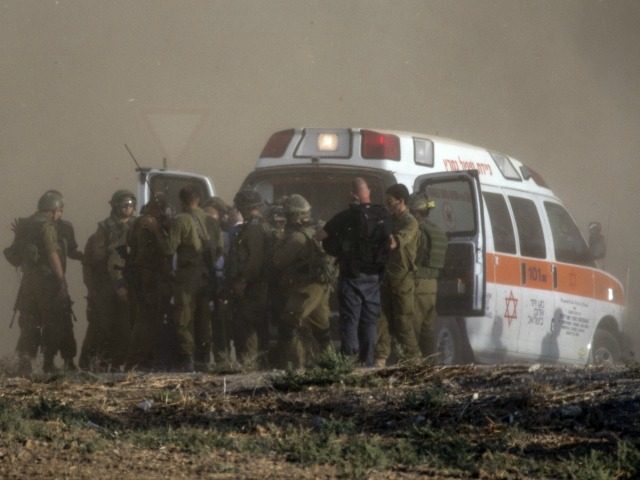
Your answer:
(318, 177), (391, 367)
(163, 185), (213, 372)
(375, 184), (420, 366)
(226, 190), (271, 369)
(125, 194), (173, 370)
(201, 197), (233, 366)
(272, 194), (333, 368)
(4, 191), (75, 373)
(408, 192), (448, 358)
(80, 189), (136, 371)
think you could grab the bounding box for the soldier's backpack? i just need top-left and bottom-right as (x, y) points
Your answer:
(3, 217), (42, 268)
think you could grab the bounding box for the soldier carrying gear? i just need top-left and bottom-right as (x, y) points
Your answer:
(227, 188), (271, 369)
(272, 194), (333, 368)
(408, 190), (448, 360)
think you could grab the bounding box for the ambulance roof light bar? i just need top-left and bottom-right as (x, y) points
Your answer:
(260, 129), (295, 158)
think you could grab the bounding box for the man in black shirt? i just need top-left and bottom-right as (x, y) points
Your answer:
(318, 178), (391, 366)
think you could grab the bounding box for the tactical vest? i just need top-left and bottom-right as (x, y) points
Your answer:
(14, 214), (57, 273)
(415, 220), (448, 279)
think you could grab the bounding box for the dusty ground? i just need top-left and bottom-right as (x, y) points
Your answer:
(0, 360), (639, 479)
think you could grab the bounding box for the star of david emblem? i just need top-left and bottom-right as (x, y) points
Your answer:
(504, 290), (518, 326)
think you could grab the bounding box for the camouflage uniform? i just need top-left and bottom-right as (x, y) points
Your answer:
(164, 205), (212, 370)
(375, 208), (420, 364)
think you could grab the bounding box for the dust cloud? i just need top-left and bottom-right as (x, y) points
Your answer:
(1, 0), (638, 358)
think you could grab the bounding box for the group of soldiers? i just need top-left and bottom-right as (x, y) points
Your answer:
(3, 177), (448, 374)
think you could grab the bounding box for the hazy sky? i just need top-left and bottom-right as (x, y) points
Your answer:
(1, 0), (639, 356)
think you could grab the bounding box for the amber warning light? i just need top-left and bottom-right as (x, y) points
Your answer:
(317, 133), (339, 151)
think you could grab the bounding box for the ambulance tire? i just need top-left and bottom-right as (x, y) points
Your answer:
(434, 318), (472, 365)
(590, 329), (621, 366)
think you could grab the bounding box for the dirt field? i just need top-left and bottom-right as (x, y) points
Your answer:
(0, 357), (639, 479)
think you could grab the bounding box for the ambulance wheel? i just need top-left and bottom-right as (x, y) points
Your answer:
(591, 329), (620, 366)
(435, 318), (471, 365)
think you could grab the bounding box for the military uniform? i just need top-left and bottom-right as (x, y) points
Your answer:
(375, 209), (420, 364)
(164, 206), (212, 370)
(80, 213), (134, 370)
(125, 211), (172, 370)
(13, 212), (71, 372)
(226, 217), (271, 368)
(414, 219), (448, 357)
(272, 221), (332, 368)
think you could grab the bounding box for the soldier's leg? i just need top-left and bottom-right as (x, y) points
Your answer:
(237, 282), (268, 369)
(173, 283), (196, 371)
(16, 313), (40, 375)
(356, 273), (382, 367)
(374, 283), (393, 367)
(390, 278), (419, 361)
(212, 296), (232, 364)
(338, 277), (363, 358)
(416, 279), (438, 358)
(193, 286), (213, 371)
(306, 285), (332, 362)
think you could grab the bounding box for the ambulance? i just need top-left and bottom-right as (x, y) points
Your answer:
(239, 127), (627, 366)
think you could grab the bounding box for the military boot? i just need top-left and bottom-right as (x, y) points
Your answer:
(43, 356), (56, 373)
(63, 358), (77, 372)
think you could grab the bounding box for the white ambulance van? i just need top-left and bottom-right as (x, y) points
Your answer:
(239, 127), (626, 366)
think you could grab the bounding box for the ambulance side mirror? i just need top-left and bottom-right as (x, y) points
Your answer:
(588, 221), (606, 260)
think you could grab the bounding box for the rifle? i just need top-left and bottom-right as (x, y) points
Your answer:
(9, 281), (24, 329)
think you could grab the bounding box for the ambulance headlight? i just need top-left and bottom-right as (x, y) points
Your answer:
(317, 133), (338, 152)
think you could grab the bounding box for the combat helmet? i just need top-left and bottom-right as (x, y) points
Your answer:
(110, 189), (136, 209)
(408, 192), (435, 212)
(233, 189), (263, 211)
(284, 194), (311, 222)
(37, 190), (64, 212)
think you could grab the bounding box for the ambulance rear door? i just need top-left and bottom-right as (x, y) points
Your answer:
(414, 170), (486, 316)
(136, 168), (215, 215)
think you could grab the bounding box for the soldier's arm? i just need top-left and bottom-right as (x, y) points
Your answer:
(162, 215), (187, 256)
(393, 214), (418, 249)
(43, 222), (66, 287)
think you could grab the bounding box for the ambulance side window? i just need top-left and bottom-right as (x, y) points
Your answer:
(483, 192), (516, 254)
(544, 202), (594, 266)
(509, 196), (546, 259)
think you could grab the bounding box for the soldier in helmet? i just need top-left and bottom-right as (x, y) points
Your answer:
(408, 191), (448, 359)
(162, 185), (214, 372)
(80, 189), (136, 371)
(272, 194), (334, 368)
(226, 189), (271, 369)
(125, 193), (173, 370)
(4, 191), (75, 373)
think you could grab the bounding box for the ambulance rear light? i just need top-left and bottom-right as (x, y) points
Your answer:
(361, 130), (400, 160)
(260, 129), (295, 158)
(294, 129), (351, 158)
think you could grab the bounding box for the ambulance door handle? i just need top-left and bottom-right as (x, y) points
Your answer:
(520, 262), (526, 285)
(552, 264), (558, 289)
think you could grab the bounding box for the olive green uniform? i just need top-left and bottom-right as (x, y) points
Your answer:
(125, 213), (172, 369)
(14, 212), (72, 369)
(164, 206), (212, 368)
(227, 218), (271, 368)
(375, 209), (420, 363)
(414, 219), (448, 357)
(80, 215), (133, 369)
(272, 224), (332, 368)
